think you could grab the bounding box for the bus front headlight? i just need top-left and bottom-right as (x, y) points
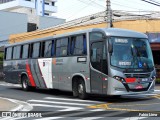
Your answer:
(113, 76), (125, 83)
(150, 76), (156, 81)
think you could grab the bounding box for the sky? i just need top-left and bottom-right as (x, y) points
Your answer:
(53, 0), (160, 21)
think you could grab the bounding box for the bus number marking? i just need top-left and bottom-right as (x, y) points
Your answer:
(115, 39), (128, 43)
(119, 61), (131, 66)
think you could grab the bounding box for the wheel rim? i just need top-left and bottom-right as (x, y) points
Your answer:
(78, 84), (83, 94)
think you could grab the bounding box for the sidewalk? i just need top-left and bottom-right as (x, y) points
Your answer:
(0, 97), (33, 112)
(0, 98), (19, 111)
(155, 84), (160, 90)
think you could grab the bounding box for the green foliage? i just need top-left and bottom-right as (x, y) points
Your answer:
(156, 78), (160, 83)
(0, 52), (3, 65)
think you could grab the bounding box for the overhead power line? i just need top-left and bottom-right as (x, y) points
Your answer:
(149, 0), (160, 5)
(141, 0), (160, 7)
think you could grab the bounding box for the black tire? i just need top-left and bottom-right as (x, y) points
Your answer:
(73, 80), (78, 97)
(77, 79), (88, 99)
(21, 76), (31, 91)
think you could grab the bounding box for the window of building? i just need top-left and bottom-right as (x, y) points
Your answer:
(44, 13), (49, 16)
(22, 44), (29, 59)
(0, 0), (14, 4)
(52, 2), (55, 6)
(56, 38), (68, 56)
(6, 47), (12, 60)
(70, 35), (87, 55)
(13, 46), (21, 59)
(45, 2), (49, 5)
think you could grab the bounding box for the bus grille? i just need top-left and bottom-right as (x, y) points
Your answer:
(124, 73), (150, 78)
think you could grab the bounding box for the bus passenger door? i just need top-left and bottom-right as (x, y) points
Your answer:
(38, 59), (53, 89)
(90, 41), (107, 94)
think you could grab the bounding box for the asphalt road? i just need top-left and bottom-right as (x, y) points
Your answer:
(0, 81), (160, 120)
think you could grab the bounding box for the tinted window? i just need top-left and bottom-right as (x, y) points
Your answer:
(91, 42), (103, 71)
(70, 35), (87, 55)
(56, 38), (68, 56)
(22, 44), (29, 59)
(32, 42), (40, 58)
(6, 47), (12, 60)
(13, 46), (21, 59)
(90, 32), (103, 41)
(44, 41), (53, 57)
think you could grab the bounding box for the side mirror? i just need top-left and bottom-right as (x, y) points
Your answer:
(108, 40), (113, 53)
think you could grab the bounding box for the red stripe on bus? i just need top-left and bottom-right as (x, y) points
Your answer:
(125, 78), (136, 83)
(26, 62), (36, 87)
(37, 61), (47, 88)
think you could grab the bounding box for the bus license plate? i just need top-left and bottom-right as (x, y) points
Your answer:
(135, 85), (143, 89)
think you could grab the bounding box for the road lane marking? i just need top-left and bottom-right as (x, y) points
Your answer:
(31, 104), (82, 111)
(35, 117), (64, 120)
(152, 94), (160, 99)
(90, 109), (105, 111)
(28, 99), (93, 106)
(0, 82), (21, 87)
(88, 103), (160, 113)
(154, 90), (160, 92)
(118, 117), (148, 120)
(76, 117), (104, 120)
(45, 97), (103, 103)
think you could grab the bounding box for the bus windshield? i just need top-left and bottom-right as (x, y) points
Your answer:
(110, 37), (154, 71)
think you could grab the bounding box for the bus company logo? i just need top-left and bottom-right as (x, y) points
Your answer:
(135, 84), (143, 89)
(52, 59), (56, 65)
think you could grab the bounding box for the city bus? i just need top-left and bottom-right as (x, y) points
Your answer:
(3, 28), (156, 99)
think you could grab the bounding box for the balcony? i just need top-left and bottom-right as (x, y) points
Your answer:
(0, 0), (15, 4)
(44, 4), (57, 13)
(0, 0), (34, 11)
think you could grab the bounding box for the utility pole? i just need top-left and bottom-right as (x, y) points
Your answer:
(106, 0), (112, 28)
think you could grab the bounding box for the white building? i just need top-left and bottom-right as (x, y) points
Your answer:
(0, 0), (65, 46)
(0, 0), (57, 17)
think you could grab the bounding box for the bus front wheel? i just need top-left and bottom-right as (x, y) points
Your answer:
(77, 79), (88, 99)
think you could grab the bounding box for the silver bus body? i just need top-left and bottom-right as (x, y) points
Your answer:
(3, 28), (156, 99)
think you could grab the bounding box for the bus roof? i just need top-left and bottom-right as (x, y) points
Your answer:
(95, 28), (148, 38)
(6, 28), (148, 47)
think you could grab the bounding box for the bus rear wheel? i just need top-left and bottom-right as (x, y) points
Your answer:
(21, 76), (31, 91)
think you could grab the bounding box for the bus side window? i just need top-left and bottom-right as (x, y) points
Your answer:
(22, 44), (29, 59)
(14, 46), (21, 59)
(20, 45), (23, 59)
(13, 46), (17, 59)
(91, 42), (108, 74)
(56, 37), (68, 57)
(6, 47), (12, 60)
(51, 41), (54, 56)
(41, 42), (45, 57)
(32, 42), (40, 58)
(70, 35), (87, 55)
(4, 48), (7, 60)
(44, 41), (52, 57)
(91, 42), (103, 72)
(89, 32), (103, 41)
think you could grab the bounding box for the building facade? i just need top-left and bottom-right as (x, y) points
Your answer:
(0, 0), (57, 17)
(0, 0), (65, 46)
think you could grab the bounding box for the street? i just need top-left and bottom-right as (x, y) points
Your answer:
(0, 81), (160, 120)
